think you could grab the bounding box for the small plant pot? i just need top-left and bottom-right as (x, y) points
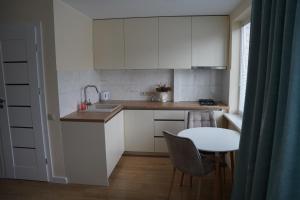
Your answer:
(158, 92), (168, 102)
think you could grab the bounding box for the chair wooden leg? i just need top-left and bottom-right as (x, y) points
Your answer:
(222, 155), (226, 185)
(168, 168), (176, 200)
(196, 177), (202, 200)
(190, 175), (193, 188)
(214, 153), (222, 200)
(230, 152), (235, 182)
(180, 172), (184, 186)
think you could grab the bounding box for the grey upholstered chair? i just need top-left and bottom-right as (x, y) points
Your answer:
(180, 110), (217, 186)
(187, 110), (228, 186)
(187, 110), (217, 128)
(163, 131), (215, 200)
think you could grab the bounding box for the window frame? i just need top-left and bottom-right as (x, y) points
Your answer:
(238, 21), (251, 115)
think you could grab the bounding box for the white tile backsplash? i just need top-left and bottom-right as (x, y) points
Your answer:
(57, 69), (101, 117)
(57, 68), (229, 117)
(96, 69), (173, 101)
(174, 69), (226, 102)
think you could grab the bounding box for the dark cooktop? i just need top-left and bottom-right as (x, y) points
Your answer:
(198, 99), (216, 106)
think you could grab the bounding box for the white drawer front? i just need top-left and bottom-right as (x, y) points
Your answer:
(154, 121), (185, 136)
(154, 138), (168, 153)
(154, 110), (185, 120)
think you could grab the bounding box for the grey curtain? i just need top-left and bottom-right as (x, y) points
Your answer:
(231, 0), (300, 200)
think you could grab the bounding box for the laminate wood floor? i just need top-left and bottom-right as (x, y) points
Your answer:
(0, 156), (232, 200)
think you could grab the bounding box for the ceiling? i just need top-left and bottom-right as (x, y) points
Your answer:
(62, 0), (243, 19)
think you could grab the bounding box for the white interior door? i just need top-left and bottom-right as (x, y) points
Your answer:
(0, 24), (48, 181)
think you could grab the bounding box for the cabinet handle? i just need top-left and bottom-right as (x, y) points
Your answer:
(154, 119), (184, 121)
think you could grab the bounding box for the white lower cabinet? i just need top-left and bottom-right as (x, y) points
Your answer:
(124, 109), (223, 153)
(154, 121), (185, 136)
(61, 111), (124, 186)
(154, 120), (185, 153)
(104, 111), (124, 177)
(124, 110), (154, 152)
(154, 110), (185, 120)
(154, 138), (168, 153)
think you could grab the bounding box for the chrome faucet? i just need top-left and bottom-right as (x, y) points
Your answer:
(83, 85), (99, 105)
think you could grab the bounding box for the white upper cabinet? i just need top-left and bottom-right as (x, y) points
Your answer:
(124, 18), (158, 68)
(192, 16), (229, 67)
(158, 17), (191, 69)
(92, 16), (229, 69)
(93, 19), (124, 69)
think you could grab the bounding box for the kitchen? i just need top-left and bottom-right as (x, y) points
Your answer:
(56, 0), (235, 187)
(0, 0), (250, 199)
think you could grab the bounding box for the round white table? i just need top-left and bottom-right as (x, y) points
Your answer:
(178, 127), (240, 152)
(178, 127), (240, 200)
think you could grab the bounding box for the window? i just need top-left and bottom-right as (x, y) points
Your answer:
(239, 22), (251, 114)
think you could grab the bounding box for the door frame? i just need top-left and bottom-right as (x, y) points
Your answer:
(36, 22), (67, 183)
(34, 22), (53, 182)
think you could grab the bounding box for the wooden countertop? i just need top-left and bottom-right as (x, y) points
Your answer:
(60, 105), (123, 123)
(104, 100), (228, 110)
(60, 101), (228, 123)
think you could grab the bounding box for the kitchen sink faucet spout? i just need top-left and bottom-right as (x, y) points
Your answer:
(84, 85), (99, 105)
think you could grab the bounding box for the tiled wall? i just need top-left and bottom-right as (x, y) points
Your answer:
(57, 68), (229, 117)
(97, 69), (173, 101)
(174, 69), (227, 103)
(57, 69), (173, 116)
(57, 69), (101, 117)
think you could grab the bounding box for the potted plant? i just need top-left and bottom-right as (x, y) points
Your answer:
(156, 83), (172, 102)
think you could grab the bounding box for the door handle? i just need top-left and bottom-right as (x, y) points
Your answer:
(0, 98), (5, 108)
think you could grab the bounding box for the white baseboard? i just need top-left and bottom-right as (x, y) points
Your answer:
(51, 176), (68, 184)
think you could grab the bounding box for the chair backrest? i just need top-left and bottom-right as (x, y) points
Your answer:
(163, 131), (206, 176)
(187, 110), (217, 128)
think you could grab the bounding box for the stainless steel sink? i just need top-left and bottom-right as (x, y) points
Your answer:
(84, 104), (120, 112)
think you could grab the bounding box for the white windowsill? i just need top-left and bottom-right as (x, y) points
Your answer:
(224, 113), (242, 132)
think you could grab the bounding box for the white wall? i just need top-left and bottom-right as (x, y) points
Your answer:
(54, 0), (99, 117)
(53, 0), (93, 70)
(231, 0), (252, 21)
(0, 0), (66, 177)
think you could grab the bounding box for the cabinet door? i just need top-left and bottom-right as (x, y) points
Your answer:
(93, 19), (124, 69)
(192, 16), (229, 67)
(154, 110), (185, 120)
(124, 18), (158, 68)
(124, 110), (154, 152)
(154, 121), (185, 153)
(154, 121), (185, 136)
(105, 111), (124, 177)
(159, 17), (191, 69)
(154, 138), (168, 153)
